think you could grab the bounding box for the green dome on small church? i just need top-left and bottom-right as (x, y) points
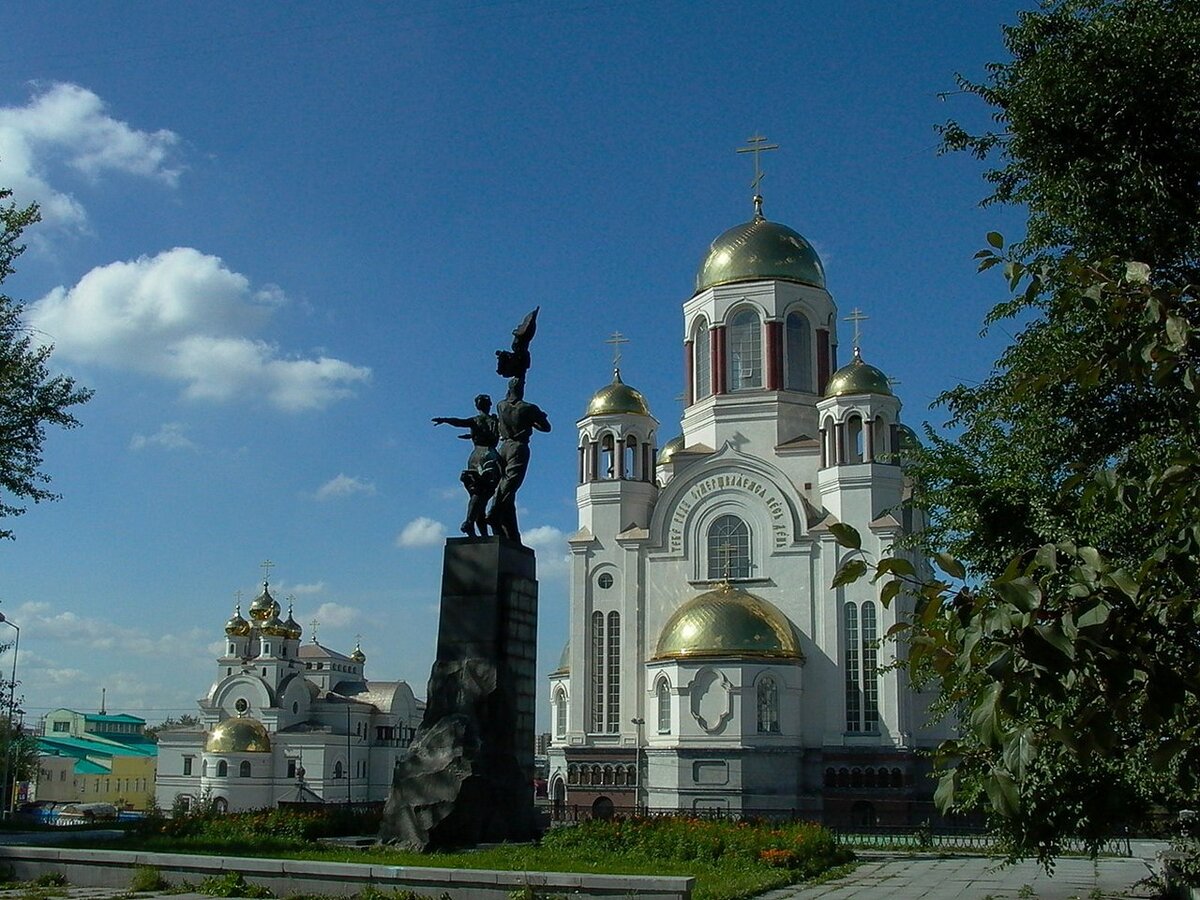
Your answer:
(695, 205), (825, 294)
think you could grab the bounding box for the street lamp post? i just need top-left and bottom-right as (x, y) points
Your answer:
(0, 614), (20, 819)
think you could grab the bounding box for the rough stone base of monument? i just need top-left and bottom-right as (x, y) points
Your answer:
(380, 537), (538, 850)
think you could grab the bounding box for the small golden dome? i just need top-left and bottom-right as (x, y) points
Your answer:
(283, 602), (302, 640)
(225, 605), (250, 637)
(824, 348), (893, 398)
(205, 717), (272, 753)
(261, 611), (289, 638)
(248, 582), (276, 622)
(654, 583), (801, 661)
(586, 369), (651, 417)
(695, 212), (825, 295)
(658, 435), (684, 466)
(350, 640), (366, 664)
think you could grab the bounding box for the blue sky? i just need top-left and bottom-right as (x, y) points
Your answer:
(0, 1), (1027, 729)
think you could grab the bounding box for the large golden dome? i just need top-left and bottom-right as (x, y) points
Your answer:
(248, 582), (277, 623)
(824, 348), (893, 398)
(695, 211), (825, 295)
(586, 369), (651, 417)
(205, 717), (272, 753)
(658, 435), (684, 466)
(654, 583), (801, 660)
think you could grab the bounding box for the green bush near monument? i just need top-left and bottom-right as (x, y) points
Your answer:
(112, 808), (852, 900)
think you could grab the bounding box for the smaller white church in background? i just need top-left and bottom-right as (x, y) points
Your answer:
(156, 579), (423, 813)
(547, 188), (953, 825)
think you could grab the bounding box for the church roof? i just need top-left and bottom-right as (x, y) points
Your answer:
(695, 207), (825, 294)
(653, 583), (802, 661)
(205, 716), (271, 753)
(586, 369), (651, 417)
(298, 643), (354, 662)
(825, 348), (893, 398)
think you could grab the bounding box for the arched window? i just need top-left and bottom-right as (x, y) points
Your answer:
(624, 436), (637, 481)
(862, 601), (880, 730)
(568, 764), (578, 784)
(590, 611), (605, 732)
(845, 601), (861, 732)
(756, 675), (780, 734)
(579, 765), (590, 785)
(606, 612), (621, 732)
(239, 761), (251, 778)
(693, 319), (712, 400)
(212, 796), (228, 814)
(201, 760), (209, 778)
(728, 309), (762, 391)
(614, 765), (626, 786)
(656, 678), (671, 734)
(784, 311), (813, 392)
(554, 687), (567, 738)
(602, 765), (613, 785)
(847, 414), (865, 463)
(600, 433), (616, 479)
(216, 760), (228, 778)
(707, 515), (751, 580)
(334, 761), (344, 779)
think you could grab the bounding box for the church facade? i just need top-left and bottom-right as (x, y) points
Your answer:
(155, 581), (423, 813)
(547, 196), (950, 825)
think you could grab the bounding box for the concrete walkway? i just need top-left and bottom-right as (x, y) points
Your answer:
(762, 851), (1164, 900)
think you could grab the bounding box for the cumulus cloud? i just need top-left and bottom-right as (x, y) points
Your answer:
(396, 517), (446, 548)
(522, 525), (570, 580)
(301, 601), (358, 629)
(129, 422), (197, 452)
(275, 580), (326, 597)
(0, 82), (181, 229)
(314, 474), (376, 501)
(27, 247), (371, 411)
(13, 601), (207, 659)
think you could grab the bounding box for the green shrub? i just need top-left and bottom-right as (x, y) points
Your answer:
(540, 817), (851, 877)
(197, 872), (272, 898)
(149, 806), (382, 847)
(32, 873), (67, 887)
(129, 866), (167, 892)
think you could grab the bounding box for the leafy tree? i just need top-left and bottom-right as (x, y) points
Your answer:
(146, 713), (200, 742)
(0, 187), (92, 540)
(843, 0), (1200, 861)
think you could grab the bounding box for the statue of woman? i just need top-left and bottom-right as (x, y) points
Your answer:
(432, 394), (501, 537)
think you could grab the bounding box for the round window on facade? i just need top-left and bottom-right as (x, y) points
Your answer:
(234, 698), (249, 714)
(597, 573), (614, 589)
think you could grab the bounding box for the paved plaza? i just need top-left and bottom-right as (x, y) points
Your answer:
(763, 850), (1164, 900)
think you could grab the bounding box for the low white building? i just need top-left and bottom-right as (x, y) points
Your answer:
(156, 581), (423, 813)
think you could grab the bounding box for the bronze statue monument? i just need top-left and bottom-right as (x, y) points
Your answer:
(432, 394), (500, 538)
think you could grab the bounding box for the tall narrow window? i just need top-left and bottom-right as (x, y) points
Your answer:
(606, 611), (621, 732)
(239, 761), (251, 778)
(216, 760), (228, 777)
(694, 320), (711, 400)
(728, 309), (763, 391)
(756, 676), (780, 733)
(844, 602), (861, 732)
(785, 312), (813, 392)
(554, 687), (567, 737)
(707, 515), (751, 579)
(590, 611), (605, 732)
(862, 601), (880, 731)
(656, 678), (671, 734)
(847, 415), (865, 463)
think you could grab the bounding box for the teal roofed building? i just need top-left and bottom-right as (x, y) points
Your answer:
(32, 708), (157, 811)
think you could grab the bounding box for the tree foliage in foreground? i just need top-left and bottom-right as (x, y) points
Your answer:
(855, 0), (1200, 860)
(0, 188), (91, 540)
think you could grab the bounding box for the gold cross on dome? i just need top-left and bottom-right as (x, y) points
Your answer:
(309, 619), (319, 642)
(844, 308), (869, 353)
(260, 559), (276, 583)
(736, 134), (779, 204)
(604, 331), (630, 371)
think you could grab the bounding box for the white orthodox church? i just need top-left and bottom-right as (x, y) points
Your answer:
(155, 580), (423, 813)
(547, 193), (951, 825)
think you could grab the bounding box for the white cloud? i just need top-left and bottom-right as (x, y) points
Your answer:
(396, 517), (446, 548)
(522, 525), (570, 580)
(13, 601), (207, 659)
(314, 474), (376, 501)
(275, 580), (326, 597)
(129, 422), (197, 452)
(0, 82), (181, 229)
(27, 248), (371, 412)
(301, 602), (358, 629)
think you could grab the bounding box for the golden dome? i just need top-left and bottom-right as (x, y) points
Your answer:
(224, 605), (250, 637)
(261, 611), (289, 638)
(350, 640), (366, 664)
(654, 583), (801, 661)
(205, 717), (272, 753)
(586, 369), (651, 417)
(824, 348), (893, 398)
(248, 582), (277, 622)
(695, 210), (825, 295)
(283, 603), (302, 640)
(658, 435), (684, 466)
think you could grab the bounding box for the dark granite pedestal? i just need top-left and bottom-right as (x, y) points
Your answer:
(379, 537), (538, 850)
